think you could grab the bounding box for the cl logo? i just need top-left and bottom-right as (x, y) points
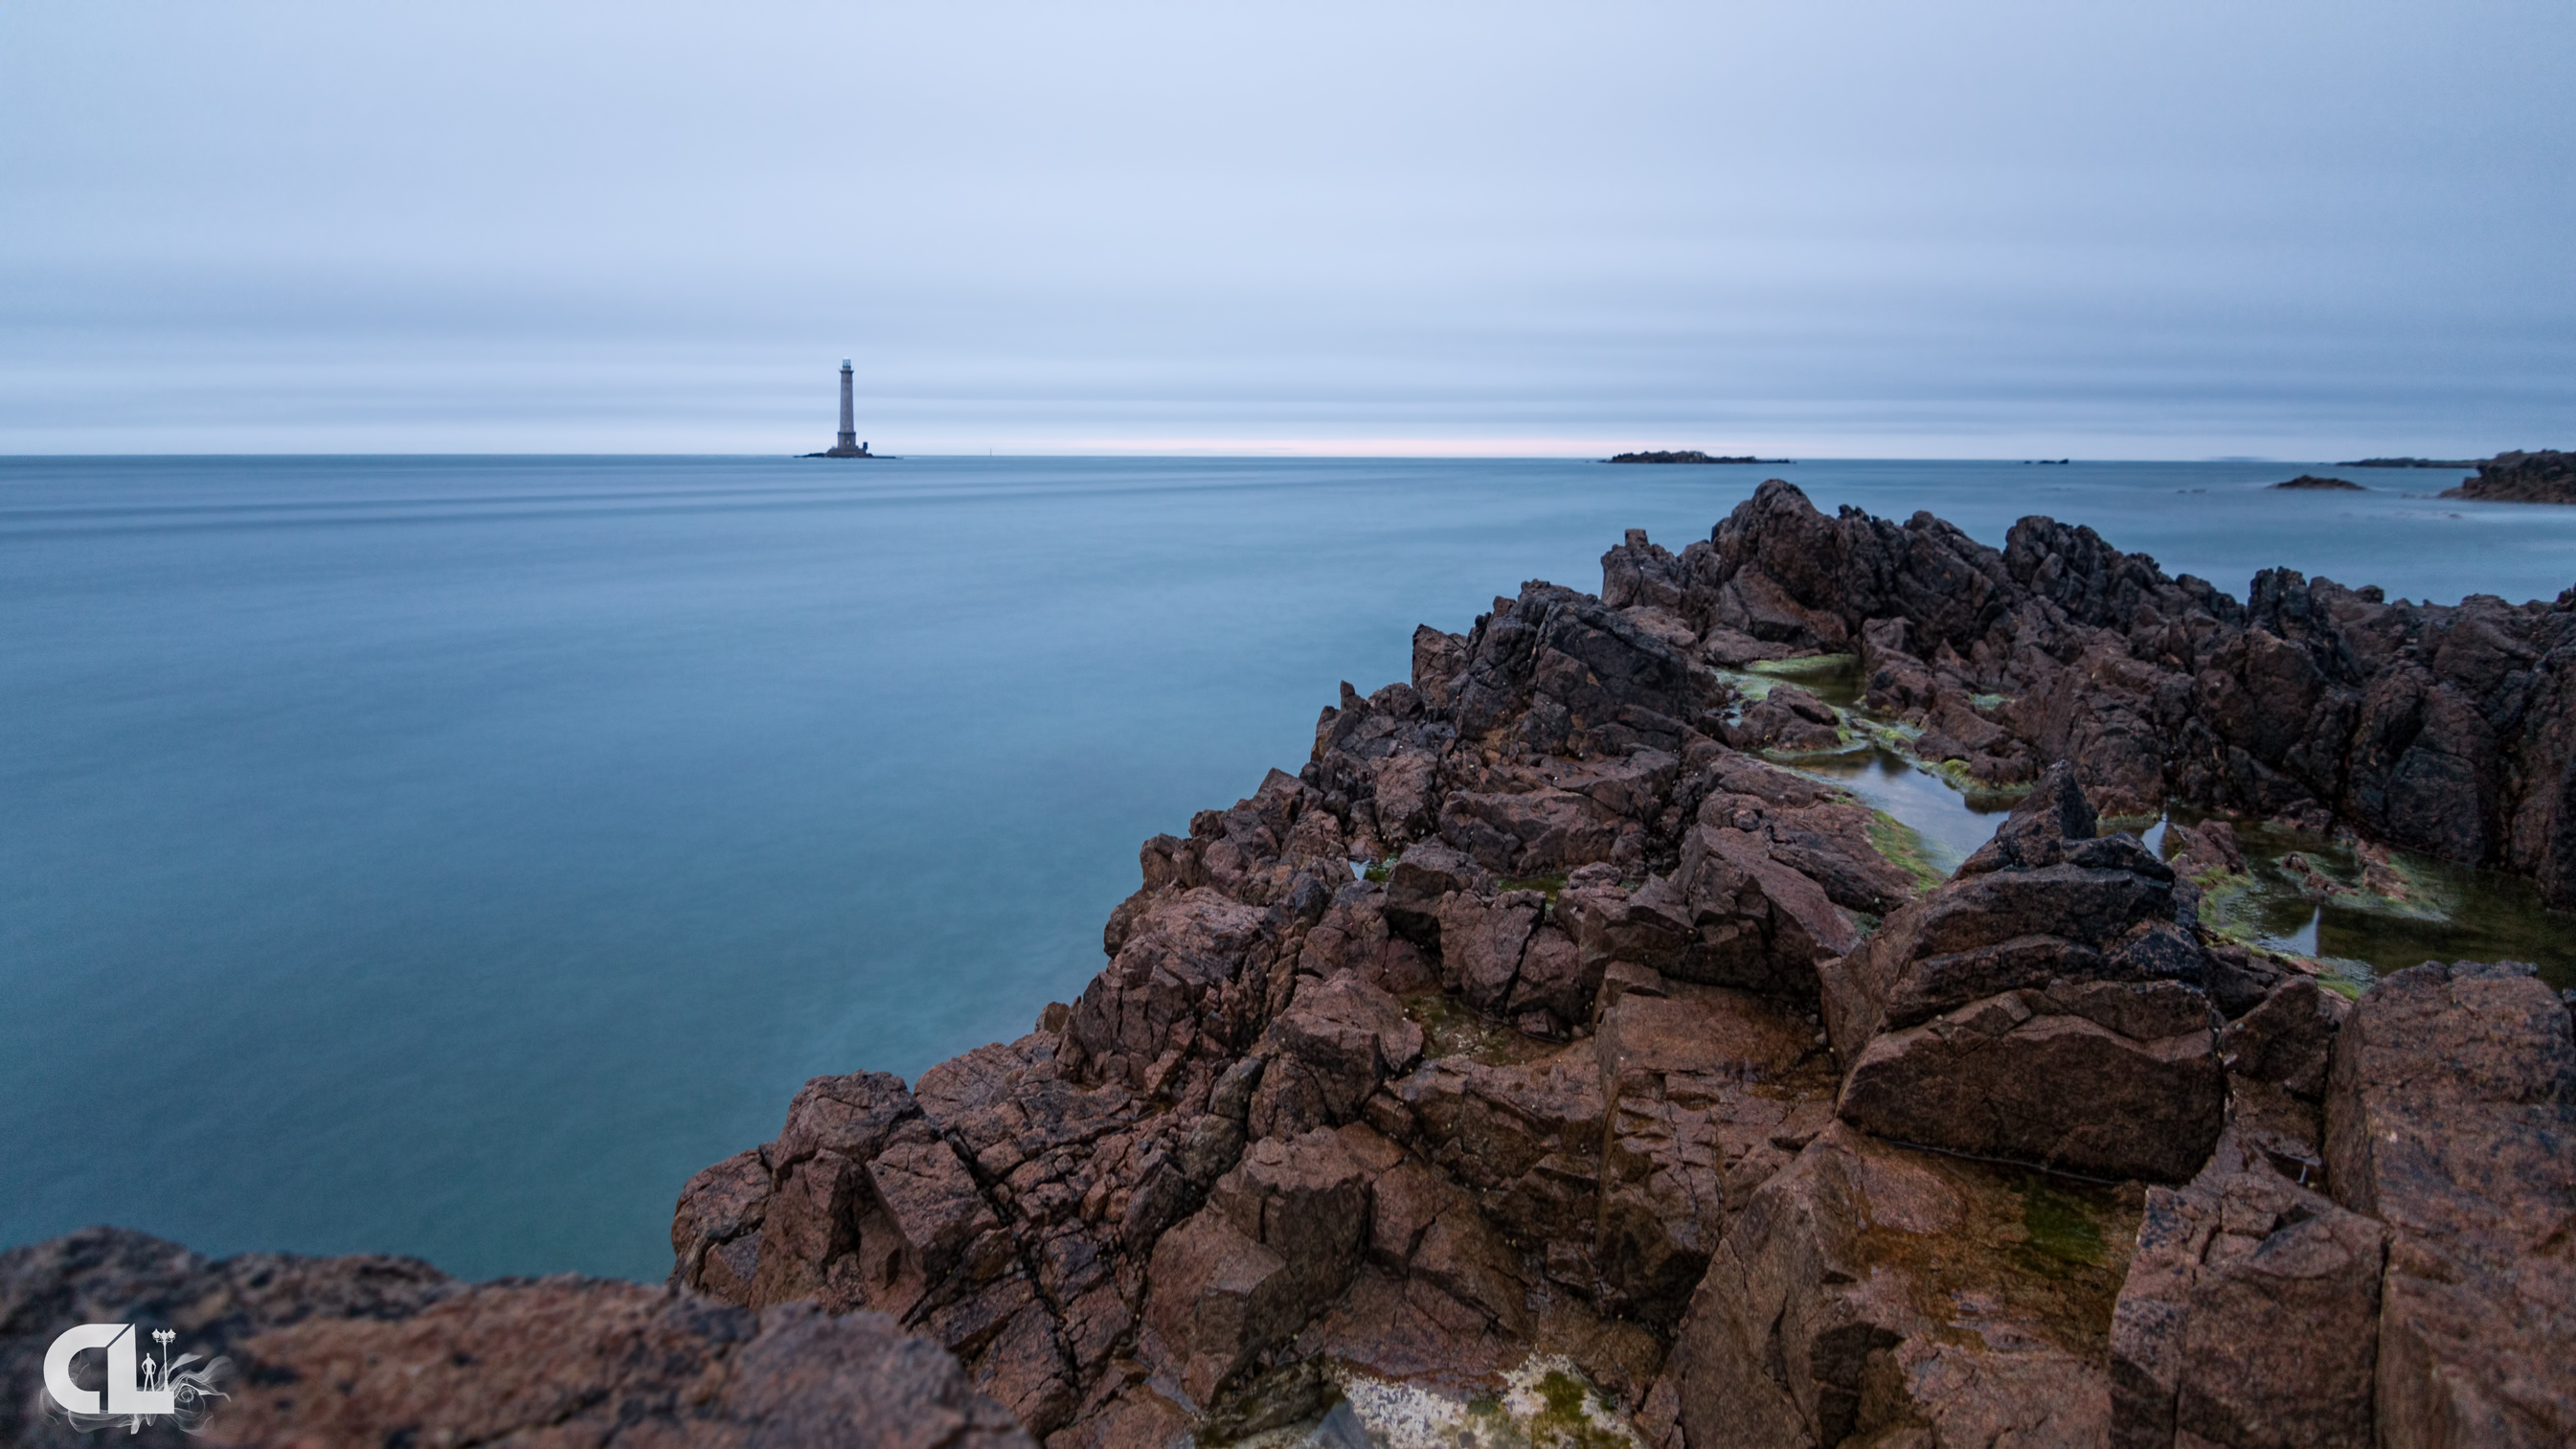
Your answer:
(43, 1324), (176, 1417)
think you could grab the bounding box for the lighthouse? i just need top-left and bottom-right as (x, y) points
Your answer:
(813, 360), (872, 458)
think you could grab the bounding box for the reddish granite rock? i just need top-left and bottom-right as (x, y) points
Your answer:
(2322, 961), (2576, 1445)
(1685, 755), (1923, 916)
(1381, 839), (1492, 947)
(1438, 580), (1729, 761)
(1252, 970), (1423, 1136)
(1727, 682), (1845, 756)
(1434, 888), (1545, 1012)
(1399, 1045), (1608, 1257)
(2109, 1132), (2386, 1448)
(1663, 820), (1860, 999)
(1060, 887), (1268, 1091)
(1645, 1123), (2135, 1449)
(1140, 1128), (1371, 1406)
(0, 1227), (1032, 1449)
(2219, 975), (2347, 1101)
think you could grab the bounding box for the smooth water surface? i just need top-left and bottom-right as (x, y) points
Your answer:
(6, 456), (2571, 1281)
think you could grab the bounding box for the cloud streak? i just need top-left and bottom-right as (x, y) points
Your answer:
(3, 1), (2569, 455)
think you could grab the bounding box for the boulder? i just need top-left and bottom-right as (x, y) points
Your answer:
(1825, 766), (2226, 1182)
(1665, 822), (1860, 999)
(671, 1143), (772, 1302)
(2322, 961), (2576, 1445)
(2108, 1133), (2387, 1448)
(1060, 886), (1268, 1089)
(1439, 785), (1625, 875)
(1685, 754), (1926, 916)
(1837, 979), (2226, 1183)
(1251, 971), (1424, 1136)
(1446, 581), (1725, 758)
(1382, 839), (1493, 947)
(1646, 1123), (2135, 1449)
(1140, 1128), (1372, 1405)
(1398, 1047), (1607, 1254)
(1434, 889), (1545, 1012)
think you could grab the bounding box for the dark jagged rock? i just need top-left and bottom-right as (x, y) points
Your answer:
(1622, 478), (2576, 907)
(2442, 449), (2576, 504)
(2270, 474), (2365, 490)
(0, 1227), (1034, 1448)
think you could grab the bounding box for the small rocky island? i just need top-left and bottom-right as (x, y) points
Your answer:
(2270, 474), (2365, 491)
(2339, 457), (2479, 469)
(8, 481), (2572, 1448)
(1604, 450), (1789, 464)
(2442, 449), (2576, 505)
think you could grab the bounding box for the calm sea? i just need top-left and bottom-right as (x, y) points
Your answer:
(6, 456), (2571, 1282)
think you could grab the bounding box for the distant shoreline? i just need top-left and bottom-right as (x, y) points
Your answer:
(1602, 449), (1793, 465)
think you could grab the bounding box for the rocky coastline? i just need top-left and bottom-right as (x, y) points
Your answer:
(2441, 449), (2576, 505)
(1604, 451), (1790, 465)
(7, 481), (2572, 1447)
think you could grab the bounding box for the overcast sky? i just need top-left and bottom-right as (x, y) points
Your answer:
(3, 1), (2568, 457)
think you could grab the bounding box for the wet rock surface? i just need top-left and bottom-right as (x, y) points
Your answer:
(13, 495), (2570, 1447)
(1623, 478), (2576, 910)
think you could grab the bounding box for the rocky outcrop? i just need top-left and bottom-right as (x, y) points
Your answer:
(1609, 478), (2576, 908)
(648, 532), (1961, 1443)
(2442, 449), (2576, 505)
(0, 1226), (1033, 1448)
(2270, 474), (2365, 490)
(21, 497), (2564, 1448)
(646, 502), (2566, 1445)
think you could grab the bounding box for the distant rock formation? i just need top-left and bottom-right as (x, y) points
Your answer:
(1604, 450), (1788, 464)
(2443, 449), (2576, 505)
(2271, 474), (2365, 490)
(2341, 457), (2480, 468)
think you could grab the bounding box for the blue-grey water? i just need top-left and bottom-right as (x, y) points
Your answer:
(6, 456), (2572, 1283)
